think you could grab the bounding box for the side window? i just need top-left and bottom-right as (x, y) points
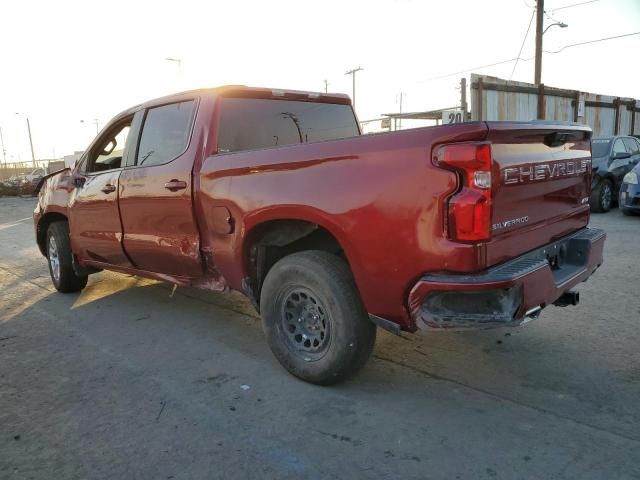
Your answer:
(622, 138), (639, 155)
(136, 100), (196, 167)
(613, 139), (628, 155)
(85, 120), (131, 173)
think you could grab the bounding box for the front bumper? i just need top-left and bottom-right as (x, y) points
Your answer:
(619, 182), (640, 211)
(408, 228), (606, 329)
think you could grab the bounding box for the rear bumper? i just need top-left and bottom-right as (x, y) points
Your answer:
(408, 227), (605, 329)
(620, 183), (640, 211)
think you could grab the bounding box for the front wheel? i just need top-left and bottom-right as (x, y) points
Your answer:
(46, 221), (88, 293)
(260, 251), (376, 385)
(590, 178), (613, 213)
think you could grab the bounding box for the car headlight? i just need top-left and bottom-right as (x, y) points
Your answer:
(623, 171), (639, 185)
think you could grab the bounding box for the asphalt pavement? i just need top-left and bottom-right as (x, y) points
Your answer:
(1, 196), (639, 480)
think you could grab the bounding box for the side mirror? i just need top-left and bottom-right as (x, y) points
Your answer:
(613, 152), (631, 160)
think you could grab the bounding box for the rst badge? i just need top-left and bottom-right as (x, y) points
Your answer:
(503, 159), (591, 185)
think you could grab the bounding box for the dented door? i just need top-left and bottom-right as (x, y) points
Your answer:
(117, 99), (203, 277)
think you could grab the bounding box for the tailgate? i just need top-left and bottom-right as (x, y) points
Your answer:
(485, 122), (592, 267)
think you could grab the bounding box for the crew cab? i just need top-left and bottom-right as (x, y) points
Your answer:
(34, 86), (605, 384)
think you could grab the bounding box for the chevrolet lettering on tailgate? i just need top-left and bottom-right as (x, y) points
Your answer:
(503, 159), (591, 185)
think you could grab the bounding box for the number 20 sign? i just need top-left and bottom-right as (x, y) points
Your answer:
(442, 109), (464, 124)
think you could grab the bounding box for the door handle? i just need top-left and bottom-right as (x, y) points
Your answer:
(164, 179), (188, 192)
(101, 184), (116, 194)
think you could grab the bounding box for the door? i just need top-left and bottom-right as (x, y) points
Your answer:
(118, 99), (202, 277)
(69, 118), (133, 266)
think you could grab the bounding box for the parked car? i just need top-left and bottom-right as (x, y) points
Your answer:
(25, 168), (46, 183)
(619, 161), (640, 216)
(590, 136), (640, 212)
(34, 86), (605, 384)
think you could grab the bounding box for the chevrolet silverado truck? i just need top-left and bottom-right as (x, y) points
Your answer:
(34, 86), (605, 384)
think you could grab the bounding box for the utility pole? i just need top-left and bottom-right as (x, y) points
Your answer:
(15, 113), (37, 167)
(345, 67), (363, 110)
(323, 79), (328, 94)
(397, 92), (405, 130)
(460, 77), (468, 119)
(534, 0), (544, 85)
(0, 126), (6, 165)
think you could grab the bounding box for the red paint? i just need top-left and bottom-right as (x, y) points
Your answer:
(34, 86), (603, 332)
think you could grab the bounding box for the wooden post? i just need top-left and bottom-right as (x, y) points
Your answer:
(537, 83), (546, 120)
(477, 77), (484, 120)
(613, 98), (620, 135)
(573, 91), (580, 122)
(460, 77), (468, 120)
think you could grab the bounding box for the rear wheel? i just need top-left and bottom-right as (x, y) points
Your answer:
(260, 250), (376, 385)
(590, 179), (613, 213)
(46, 221), (88, 293)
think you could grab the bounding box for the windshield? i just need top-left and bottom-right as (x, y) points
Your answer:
(591, 139), (611, 157)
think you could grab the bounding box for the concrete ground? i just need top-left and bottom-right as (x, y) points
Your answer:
(0, 196), (639, 480)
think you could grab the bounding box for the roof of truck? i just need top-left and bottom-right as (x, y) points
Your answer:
(137, 85), (351, 110)
(108, 86), (353, 133)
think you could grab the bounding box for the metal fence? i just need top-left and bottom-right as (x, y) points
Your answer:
(0, 160), (64, 181)
(470, 73), (640, 137)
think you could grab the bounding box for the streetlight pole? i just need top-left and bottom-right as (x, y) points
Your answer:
(165, 57), (182, 90)
(397, 92), (405, 130)
(15, 113), (36, 167)
(345, 67), (363, 110)
(81, 118), (99, 135)
(0, 126), (7, 165)
(26, 118), (36, 167)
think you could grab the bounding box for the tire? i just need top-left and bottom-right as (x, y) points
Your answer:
(46, 221), (88, 293)
(590, 178), (613, 213)
(260, 250), (376, 385)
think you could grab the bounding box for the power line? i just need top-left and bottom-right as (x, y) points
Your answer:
(543, 31), (640, 54)
(417, 31), (640, 83)
(510, 8), (536, 79)
(549, 0), (598, 13)
(543, 9), (563, 24)
(419, 57), (527, 83)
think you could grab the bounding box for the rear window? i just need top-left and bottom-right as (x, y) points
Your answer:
(217, 98), (359, 153)
(591, 139), (611, 158)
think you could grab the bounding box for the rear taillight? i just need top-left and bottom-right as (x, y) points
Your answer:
(435, 143), (492, 242)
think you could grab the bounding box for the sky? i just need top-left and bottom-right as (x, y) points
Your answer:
(0, 0), (639, 163)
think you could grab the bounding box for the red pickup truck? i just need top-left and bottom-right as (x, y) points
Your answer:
(34, 86), (605, 384)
